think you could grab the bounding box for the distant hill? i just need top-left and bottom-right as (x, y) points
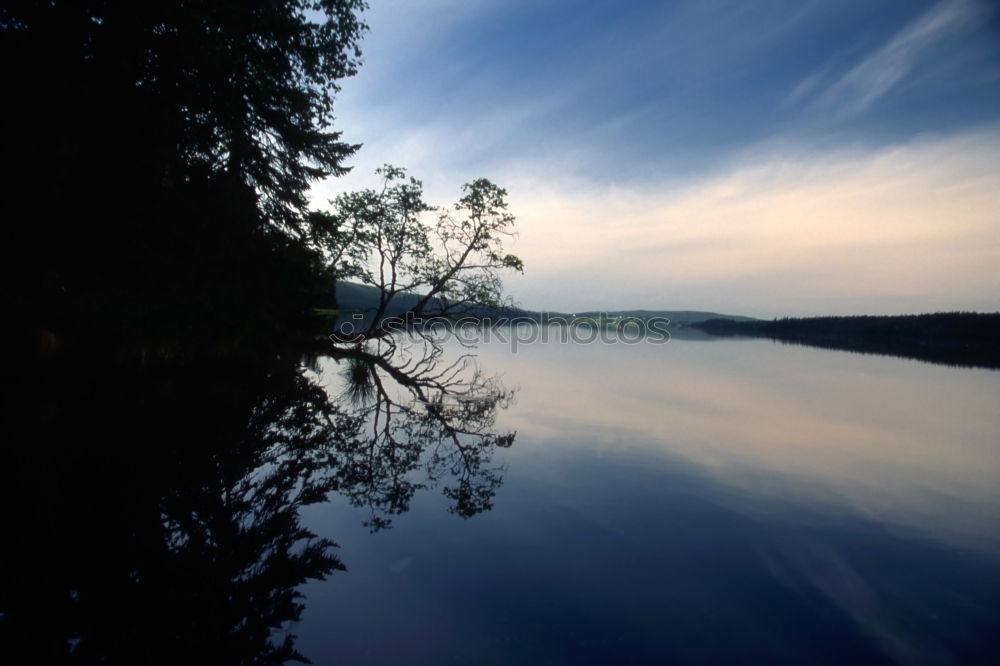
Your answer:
(331, 284), (999, 368)
(574, 310), (757, 326)
(335, 281), (438, 314)
(334, 282), (755, 326)
(333, 281), (536, 319)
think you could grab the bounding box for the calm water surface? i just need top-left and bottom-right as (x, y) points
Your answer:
(297, 336), (1000, 665)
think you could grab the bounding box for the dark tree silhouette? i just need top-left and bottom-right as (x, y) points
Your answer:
(695, 312), (1000, 369)
(1, 6), (521, 663)
(1, 0), (367, 353)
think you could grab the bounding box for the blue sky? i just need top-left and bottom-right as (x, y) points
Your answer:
(313, 0), (1000, 316)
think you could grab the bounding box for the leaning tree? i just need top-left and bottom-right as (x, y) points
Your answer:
(318, 165), (525, 344)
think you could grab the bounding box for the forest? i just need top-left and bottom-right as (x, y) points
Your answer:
(696, 312), (1000, 369)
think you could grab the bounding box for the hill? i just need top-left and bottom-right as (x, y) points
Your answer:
(335, 281), (437, 314)
(334, 282), (755, 326)
(574, 309), (757, 326)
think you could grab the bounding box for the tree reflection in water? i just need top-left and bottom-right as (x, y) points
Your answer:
(326, 335), (516, 530)
(1, 337), (514, 664)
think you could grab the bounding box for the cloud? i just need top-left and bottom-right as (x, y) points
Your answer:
(310, 1), (1000, 316)
(805, 0), (990, 117)
(501, 126), (1000, 315)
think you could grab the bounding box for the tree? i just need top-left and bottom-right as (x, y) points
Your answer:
(2, 0), (368, 351)
(323, 165), (525, 343)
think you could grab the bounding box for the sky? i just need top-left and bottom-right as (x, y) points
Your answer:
(311, 0), (1000, 317)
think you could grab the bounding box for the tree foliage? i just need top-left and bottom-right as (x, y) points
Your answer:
(2, 0), (368, 350)
(325, 166), (524, 341)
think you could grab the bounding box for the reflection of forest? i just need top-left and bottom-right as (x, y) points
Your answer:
(1, 338), (514, 664)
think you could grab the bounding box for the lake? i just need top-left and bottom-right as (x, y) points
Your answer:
(295, 332), (1000, 665)
(5, 331), (998, 665)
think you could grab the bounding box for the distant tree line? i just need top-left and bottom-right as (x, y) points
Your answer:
(696, 312), (1000, 369)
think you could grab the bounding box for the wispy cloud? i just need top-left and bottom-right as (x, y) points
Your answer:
(799, 0), (990, 117)
(501, 127), (1000, 315)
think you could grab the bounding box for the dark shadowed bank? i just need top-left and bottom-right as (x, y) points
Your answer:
(695, 313), (1000, 370)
